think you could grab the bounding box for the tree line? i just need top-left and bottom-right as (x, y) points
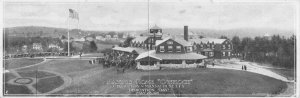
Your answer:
(230, 35), (296, 69)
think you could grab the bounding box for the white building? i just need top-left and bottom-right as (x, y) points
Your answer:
(73, 37), (85, 42)
(48, 44), (60, 49)
(96, 36), (105, 41)
(32, 43), (43, 50)
(85, 37), (94, 41)
(105, 35), (112, 40)
(122, 33), (129, 38)
(21, 45), (28, 53)
(112, 35), (118, 40)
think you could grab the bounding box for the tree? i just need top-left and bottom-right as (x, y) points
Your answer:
(123, 37), (134, 47)
(63, 42), (75, 52)
(61, 35), (67, 39)
(90, 41), (98, 52)
(231, 36), (241, 53)
(108, 31), (116, 36)
(219, 35), (228, 39)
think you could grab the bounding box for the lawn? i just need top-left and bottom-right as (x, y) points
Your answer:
(81, 53), (103, 57)
(4, 58), (44, 69)
(130, 68), (287, 97)
(17, 71), (56, 78)
(4, 83), (32, 94)
(4, 73), (17, 82)
(17, 60), (99, 74)
(33, 76), (64, 93)
(11, 59), (288, 97)
(54, 67), (287, 97)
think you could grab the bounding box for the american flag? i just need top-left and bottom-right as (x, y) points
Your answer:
(69, 9), (79, 20)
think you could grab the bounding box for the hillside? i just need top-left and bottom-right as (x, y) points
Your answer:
(4, 26), (294, 39)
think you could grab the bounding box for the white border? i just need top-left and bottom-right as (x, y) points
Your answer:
(1, 0), (299, 98)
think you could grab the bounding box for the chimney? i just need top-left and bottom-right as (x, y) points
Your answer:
(184, 26), (188, 41)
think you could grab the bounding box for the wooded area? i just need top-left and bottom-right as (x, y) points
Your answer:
(231, 35), (296, 69)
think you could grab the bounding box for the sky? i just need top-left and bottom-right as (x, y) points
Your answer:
(3, 1), (297, 31)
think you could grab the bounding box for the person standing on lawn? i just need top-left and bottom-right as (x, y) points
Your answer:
(242, 65), (244, 70)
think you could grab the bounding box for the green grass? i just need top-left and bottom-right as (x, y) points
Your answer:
(4, 83), (32, 94)
(4, 73), (17, 82)
(4, 58), (44, 69)
(17, 71), (56, 78)
(133, 68), (287, 97)
(33, 76), (64, 93)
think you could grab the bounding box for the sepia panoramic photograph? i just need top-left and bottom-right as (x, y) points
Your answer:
(1, 0), (299, 97)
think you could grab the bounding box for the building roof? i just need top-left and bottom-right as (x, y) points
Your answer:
(112, 46), (148, 54)
(190, 38), (227, 44)
(150, 25), (162, 29)
(155, 37), (192, 46)
(132, 36), (148, 43)
(112, 47), (135, 53)
(135, 50), (162, 61)
(135, 50), (207, 61)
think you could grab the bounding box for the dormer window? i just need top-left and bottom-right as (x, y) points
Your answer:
(212, 45), (215, 49)
(168, 46), (173, 52)
(176, 46), (181, 52)
(228, 44), (231, 49)
(160, 46), (165, 52)
(167, 41), (173, 44)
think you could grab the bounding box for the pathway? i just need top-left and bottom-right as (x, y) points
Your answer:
(208, 61), (293, 82)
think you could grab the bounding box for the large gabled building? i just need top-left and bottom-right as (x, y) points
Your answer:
(112, 25), (233, 70)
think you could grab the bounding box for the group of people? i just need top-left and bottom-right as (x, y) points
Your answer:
(242, 65), (247, 70)
(4, 52), (76, 59)
(101, 51), (137, 73)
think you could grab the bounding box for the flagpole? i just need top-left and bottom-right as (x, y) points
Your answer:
(68, 15), (70, 56)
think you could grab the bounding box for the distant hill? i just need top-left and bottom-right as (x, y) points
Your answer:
(4, 26), (294, 39)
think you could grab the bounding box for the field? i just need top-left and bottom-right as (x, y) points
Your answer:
(134, 69), (287, 97)
(4, 58), (44, 69)
(4, 58), (289, 97)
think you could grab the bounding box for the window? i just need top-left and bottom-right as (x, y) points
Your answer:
(159, 46), (165, 52)
(212, 45), (215, 49)
(161, 60), (171, 64)
(187, 46), (192, 52)
(205, 52), (209, 56)
(140, 61), (149, 65)
(200, 44), (203, 48)
(209, 52), (214, 57)
(167, 41), (173, 44)
(222, 52), (225, 56)
(228, 44), (231, 49)
(193, 45), (197, 50)
(172, 60), (182, 64)
(176, 46), (181, 52)
(168, 46), (173, 52)
(196, 59), (202, 63)
(228, 52), (231, 56)
(186, 60), (195, 64)
(222, 45), (225, 49)
(140, 61), (156, 66)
